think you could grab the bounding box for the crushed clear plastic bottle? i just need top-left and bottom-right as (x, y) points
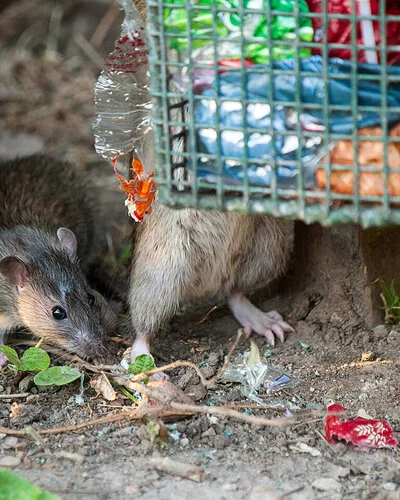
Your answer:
(93, 0), (155, 177)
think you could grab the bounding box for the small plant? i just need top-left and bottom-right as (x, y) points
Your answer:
(380, 279), (400, 324)
(0, 345), (82, 387)
(0, 469), (60, 500)
(128, 353), (156, 375)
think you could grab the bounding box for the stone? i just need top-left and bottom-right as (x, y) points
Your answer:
(213, 435), (230, 450)
(0, 455), (21, 467)
(18, 375), (34, 393)
(388, 330), (400, 343)
(222, 483), (238, 491)
(207, 352), (219, 366)
(200, 366), (215, 379)
(185, 384), (207, 402)
(2, 437), (19, 449)
(311, 478), (341, 492)
(383, 483), (398, 492)
(177, 372), (197, 390)
(136, 425), (149, 441)
(372, 325), (388, 339)
(201, 428), (216, 438)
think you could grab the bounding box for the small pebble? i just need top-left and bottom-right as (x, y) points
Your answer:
(176, 423), (187, 433)
(0, 455), (21, 467)
(383, 483), (397, 492)
(124, 486), (139, 495)
(200, 366), (215, 379)
(388, 330), (400, 343)
(207, 352), (219, 366)
(2, 436), (19, 449)
(361, 351), (375, 362)
(312, 478), (341, 492)
(202, 428), (216, 438)
(180, 438), (189, 447)
(177, 372), (197, 390)
(113, 426), (136, 437)
(186, 384), (207, 401)
(214, 435), (230, 450)
(136, 425), (149, 441)
(372, 324), (387, 338)
(222, 483), (238, 491)
(18, 375), (34, 393)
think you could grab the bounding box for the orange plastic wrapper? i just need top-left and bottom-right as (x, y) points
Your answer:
(112, 156), (156, 223)
(316, 125), (400, 197)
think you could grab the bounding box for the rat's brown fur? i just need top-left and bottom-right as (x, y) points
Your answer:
(129, 202), (289, 345)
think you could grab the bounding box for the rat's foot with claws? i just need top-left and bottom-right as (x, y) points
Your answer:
(228, 291), (294, 346)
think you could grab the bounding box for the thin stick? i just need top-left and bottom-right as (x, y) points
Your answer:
(204, 329), (245, 387)
(128, 382), (290, 428)
(0, 393), (30, 399)
(193, 306), (218, 327)
(0, 409), (193, 437)
(170, 402), (291, 428)
(45, 4), (63, 61)
(128, 360), (209, 386)
(25, 426), (51, 455)
(380, 292), (391, 323)
(315, 428), (333, 448)
(90, 2), (121, 48)
(127, 329), (245, 389)
(74, 33), (105, 69)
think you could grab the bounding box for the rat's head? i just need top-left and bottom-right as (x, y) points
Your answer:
(0, 227), (117, 360)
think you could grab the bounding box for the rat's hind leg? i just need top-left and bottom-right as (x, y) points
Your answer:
(228, 216), (293, 345)
(228, 291), (293, 346)
(128, 207), (199, 362)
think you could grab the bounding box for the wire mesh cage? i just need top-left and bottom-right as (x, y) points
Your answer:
(146, 0), (400, 227)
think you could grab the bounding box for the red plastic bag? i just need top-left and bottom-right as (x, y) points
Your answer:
(325, 404), (398, 449)
(307, 0), (400, 65)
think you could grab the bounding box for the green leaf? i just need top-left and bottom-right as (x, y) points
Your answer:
(390, 279), (397, 297)
(119, 245), (133, 264)
(0, 469), (60, 500)
(0, 346), (21, 368)
(128, 354), (156, 375)
(34, 366), (81, 386)
(21, 348), (50, 372)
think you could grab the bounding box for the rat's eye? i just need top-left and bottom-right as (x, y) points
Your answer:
(52, 306), (67, 320)
(88, 293), (95, 307)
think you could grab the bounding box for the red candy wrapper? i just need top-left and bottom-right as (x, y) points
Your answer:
(307, 0), (400, 65)
(325, 404), (398, 449)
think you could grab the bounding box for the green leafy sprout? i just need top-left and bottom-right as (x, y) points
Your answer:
(0, 469), (60, 500)
(380, 279), (400, 324)
(0, 345), (82, 387)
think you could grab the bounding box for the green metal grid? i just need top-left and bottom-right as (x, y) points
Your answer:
(146, 0), (400, 227)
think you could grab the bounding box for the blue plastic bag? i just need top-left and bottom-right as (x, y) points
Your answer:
(194, 56), (400, 188)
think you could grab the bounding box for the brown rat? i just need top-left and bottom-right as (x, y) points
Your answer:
(0, 154), (116, 359)
(128, 201), (293, 361)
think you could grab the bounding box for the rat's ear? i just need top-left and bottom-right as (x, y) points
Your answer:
(0, 257), (30, 287)
(57, 227), (77, 261)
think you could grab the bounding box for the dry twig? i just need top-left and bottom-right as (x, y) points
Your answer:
(193, 306), (218, 327)
(0, 393), (30, 399)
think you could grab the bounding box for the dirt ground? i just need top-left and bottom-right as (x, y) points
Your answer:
(0, 1), (399, 499)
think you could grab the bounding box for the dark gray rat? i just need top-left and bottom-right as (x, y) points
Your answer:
(0, 154), (116, 360)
